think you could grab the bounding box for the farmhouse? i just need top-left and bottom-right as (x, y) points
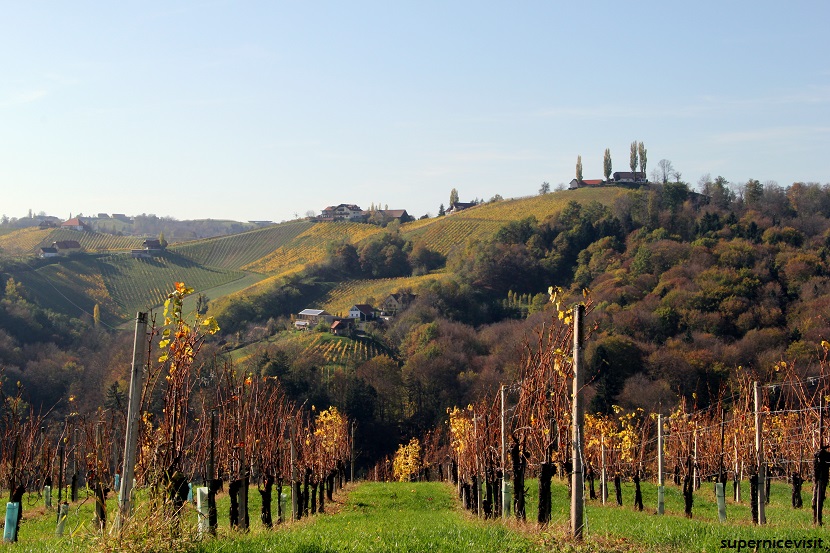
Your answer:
(40, 247), (58, 258)
(319, 204), (365, 222)
(330, 318), (354, 336)
(381, 292), (416, 315)
(53, 240), (81, 252)
(348, 304), (376, 322)
(61, 217), (89, 231)
(613, 171), (646, 183)
(568, 179), (604, 190)
(446, 202), (476, 215)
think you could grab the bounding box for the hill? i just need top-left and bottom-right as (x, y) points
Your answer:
(1, 187), (631, 327)
(399, 187), (628, 256)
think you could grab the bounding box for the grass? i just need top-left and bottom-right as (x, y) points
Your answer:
(4, 477), (829, 553)
(197, 481), (549, 553)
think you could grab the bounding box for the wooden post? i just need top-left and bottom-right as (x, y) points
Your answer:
(571, 303), (585, 539)
(350, 421), (356, 483)
(693, 425), (699, 490)
(601, 436), (608, 505)
(56, 443), (64, 524)
(208, 410), (217, 535)
(290, 428), (298, 521)
(657, 414), (664, 515)
(501, 384), (510, 519)
(116, 312), (148, 531)
(754, 381), (766, 525)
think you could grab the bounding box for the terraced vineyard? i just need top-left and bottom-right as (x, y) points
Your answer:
(300, 332), (387, 365)
(243, 221), (383, 275)
(400, 186), (630, 255)
(0, 227), (53, 255)
(171, 221), (314, 270)
(320, 273), (448, 315)
(11, 258), (121, 323)
(96, 252), (251, 316)
(37, 229), (145, 252)
(403, 217), (504, 256)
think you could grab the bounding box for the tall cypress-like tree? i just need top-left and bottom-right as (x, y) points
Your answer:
(603, 148), (612, 181)
(576, 155), (583, 182)
(449, 188), (459, 207)
(630, 141), (638, 173)
(638, 142), (647, 178)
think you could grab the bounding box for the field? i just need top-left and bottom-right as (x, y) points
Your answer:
(5, 478), (827, 553)
(170, 221), (314, 270)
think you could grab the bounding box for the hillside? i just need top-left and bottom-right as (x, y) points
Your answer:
(399, 187), (629, 256)
(1, 187), (630, 327)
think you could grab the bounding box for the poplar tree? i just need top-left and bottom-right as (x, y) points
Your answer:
(603, 148), (612, 181)
(576, 155), (583, 182)
(630, 141), (638, 173)
(449, 188), (459, 207)
(638, 142), (647, 178)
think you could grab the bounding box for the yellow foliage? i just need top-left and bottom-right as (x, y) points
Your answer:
(392, 438), (422, 482)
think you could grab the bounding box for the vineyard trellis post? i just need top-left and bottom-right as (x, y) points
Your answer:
(716, 408), (727, 522)
(116, 311), (148, 531)
(754, 381), (766, 525)
(208, 409), (217, 535)
(351, 421), (356, 483)
(500, 384), (510, 519)
(601, 435), (607, 504)
(657, 414), (664, 515)
(570, 303), (585, 539)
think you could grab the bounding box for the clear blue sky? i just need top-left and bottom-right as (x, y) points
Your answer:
(2, 1), (828, 223)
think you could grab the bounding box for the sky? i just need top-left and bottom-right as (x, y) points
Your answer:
(1, 1), (828, 223)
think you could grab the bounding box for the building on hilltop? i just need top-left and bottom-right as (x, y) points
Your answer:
(612, 171), (647, 183)
(61, 217), (89, 231)
(446, 202), (476, 215)
(568, 178), (604, 190)
(319, 204), (365, 222)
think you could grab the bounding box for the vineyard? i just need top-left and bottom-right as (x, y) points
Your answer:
(399, 187), (630, 256)
(0, 227), (53, 255)
(299, 333), (387, 366)
(170, 221), (314, 270)
(11, 258), (121, 323)
(242, 221), (384, 275)
(37, 229), (145, 253)
(431, 297), (830, 538)
(0, 287), (355, 549)
(96, 253), (252, 316)
(320, 274), (447, 315)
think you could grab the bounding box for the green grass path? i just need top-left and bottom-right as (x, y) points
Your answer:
(200, 482), (547, 553)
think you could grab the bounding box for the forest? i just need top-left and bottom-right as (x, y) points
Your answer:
(2, 177), (830, 469)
